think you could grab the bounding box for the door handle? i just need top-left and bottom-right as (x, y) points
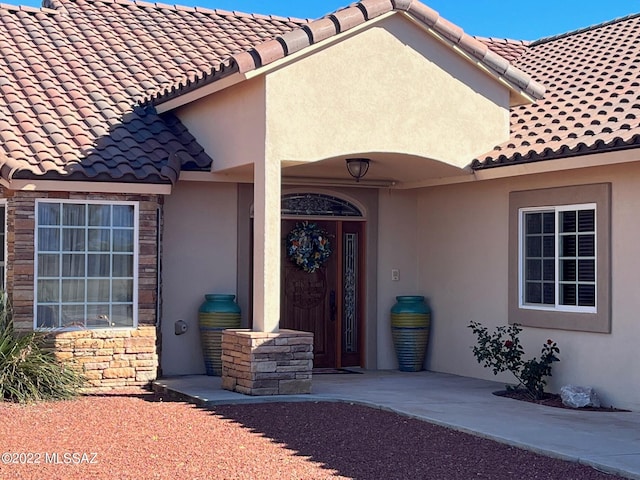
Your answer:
(330, 290), (337, 322)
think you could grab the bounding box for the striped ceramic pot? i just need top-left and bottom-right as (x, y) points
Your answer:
(198, 294), (241, 376)
(390, 296), (431, 372)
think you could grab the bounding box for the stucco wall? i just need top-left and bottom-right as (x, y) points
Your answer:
(176, 78), (266, 174)
(265, 14), (510, 167)
(176, 13), (511, 174)
(415, 162), (640, 411)
(160, 181), (238, 376)
(376, 189), (419, 369)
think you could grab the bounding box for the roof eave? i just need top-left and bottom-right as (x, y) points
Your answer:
(154, 1), (545, 113)
(473, 133), (640, 171)
(414, 26), (541, 101)
(1, 177), (172, 195)
(154, 71), (247, 114)
(473, 145), (640, 181)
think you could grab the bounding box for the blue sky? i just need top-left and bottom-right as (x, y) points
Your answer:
(6, 0), (640, 40)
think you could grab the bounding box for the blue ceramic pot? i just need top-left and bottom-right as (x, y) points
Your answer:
(198, 294), (241, 376)
(390, 296), (431, 372)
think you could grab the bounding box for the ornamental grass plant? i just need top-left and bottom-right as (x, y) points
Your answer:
(0, 294), (84, 403)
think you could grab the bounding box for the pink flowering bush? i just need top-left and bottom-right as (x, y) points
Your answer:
(468, 322), (560, 400)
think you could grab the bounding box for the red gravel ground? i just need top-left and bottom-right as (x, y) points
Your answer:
(0, 389), (627, 480)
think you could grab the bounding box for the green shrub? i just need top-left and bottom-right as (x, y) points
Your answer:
(0, 296), (84, 403)
(468, 321), (560, 400)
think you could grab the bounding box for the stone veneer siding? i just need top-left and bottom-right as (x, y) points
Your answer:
(49, 325), (157, 391)
(5, 190), (162, 390)
(221, 329), (313, 395)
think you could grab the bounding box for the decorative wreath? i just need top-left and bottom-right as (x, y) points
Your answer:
(286, 221), (332, 273)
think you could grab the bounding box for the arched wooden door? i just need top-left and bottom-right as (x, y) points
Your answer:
(281, 216), (364, 369)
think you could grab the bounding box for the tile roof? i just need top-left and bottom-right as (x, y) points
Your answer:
(0, 0), (637, 183)
(474, 13), (640, 169)
(474, 37), (529, 64)
(0, 0), (305, 184)
(149, 0), (545, 107)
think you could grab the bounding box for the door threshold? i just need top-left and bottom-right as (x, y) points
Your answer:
(312, 367), (364, 375)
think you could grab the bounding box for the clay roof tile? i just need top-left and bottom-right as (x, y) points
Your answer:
(475, 13), (640, 168)
(0, 0), (634, 180)
(149, 0), (542, 109)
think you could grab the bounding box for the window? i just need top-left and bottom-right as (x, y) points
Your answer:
(509, 184), (610, 333)
(520, 205), (596, 311)
(35, 200), (138, 329)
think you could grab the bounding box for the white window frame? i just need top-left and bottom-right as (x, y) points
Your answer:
(34, 199), (139, 330)
(518, 203), (597, 314)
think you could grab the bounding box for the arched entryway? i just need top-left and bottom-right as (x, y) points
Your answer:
(279, 193), (365, 369)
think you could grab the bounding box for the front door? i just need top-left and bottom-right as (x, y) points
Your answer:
(281, 219), (364, 369)
(281, 220), (337, 368)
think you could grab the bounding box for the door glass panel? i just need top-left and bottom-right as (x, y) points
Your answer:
(343, 232), (358, 354)
(281, 193), (362, 217)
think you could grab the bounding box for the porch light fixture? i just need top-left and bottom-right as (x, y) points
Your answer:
(345, 158), (370, 182)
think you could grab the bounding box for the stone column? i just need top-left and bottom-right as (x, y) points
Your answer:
(221, 329), (313, 395)
(222, 156), (314, 396)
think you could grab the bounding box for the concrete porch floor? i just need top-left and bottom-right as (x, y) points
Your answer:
(152, 370), (640, 480)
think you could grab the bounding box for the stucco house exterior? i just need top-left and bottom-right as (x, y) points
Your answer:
(2, 0), (640, 408)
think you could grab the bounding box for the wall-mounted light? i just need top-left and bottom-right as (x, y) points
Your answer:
(345, 158), (370, 182)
